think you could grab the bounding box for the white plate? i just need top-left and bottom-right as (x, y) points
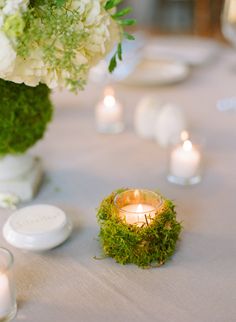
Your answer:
(121, 59), (189, 86)
(144, 36), (221, 66)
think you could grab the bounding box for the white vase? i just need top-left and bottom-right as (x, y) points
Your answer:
(0, 153), (43, 204)
(0, 154), (34, 180)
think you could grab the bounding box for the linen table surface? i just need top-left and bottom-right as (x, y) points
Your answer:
(0, 41), (235, 322)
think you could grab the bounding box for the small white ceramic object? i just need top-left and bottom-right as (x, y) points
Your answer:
(3, 205), (72, 251)
(154, 104), (187, 147)
(134, 96), (163, 139)
(0, 154), (34, 181)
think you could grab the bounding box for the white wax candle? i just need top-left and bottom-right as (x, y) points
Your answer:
(170, 140), (201, 179)
(180, 130), (190, 142)
(121, 203), (156, 226)
(228, 0), (236, 23)
(95, 94), (122, 126)
(0, 273), (12, 318)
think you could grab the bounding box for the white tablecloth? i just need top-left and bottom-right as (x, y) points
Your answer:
(0, 41), (236, 322)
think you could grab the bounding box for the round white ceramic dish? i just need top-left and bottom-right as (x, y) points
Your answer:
(3, 205), (72, 251)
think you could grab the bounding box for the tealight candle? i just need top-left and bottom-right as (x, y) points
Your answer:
(114, 189), (163, 227)
(0, 248), (17, 321)
(120, 203), (156, 226)
(95, 87), (124, 134)
(168, 138), (202, 185)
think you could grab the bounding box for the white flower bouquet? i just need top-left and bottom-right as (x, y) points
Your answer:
(0, 0), (135, 91)
(0, 0), (134, 203)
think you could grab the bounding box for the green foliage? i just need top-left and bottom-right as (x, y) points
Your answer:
(104, 0), (136, 73)
(16, 0), (135, 90)
(18, 0), (89, 91)
(0, 79), (53, 155)
(97, 189), (182, 268)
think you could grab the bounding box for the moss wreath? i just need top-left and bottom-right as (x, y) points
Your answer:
(97, 189), (182, 268)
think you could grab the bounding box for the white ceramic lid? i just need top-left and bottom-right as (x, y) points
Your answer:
(3, 205), (72, 251)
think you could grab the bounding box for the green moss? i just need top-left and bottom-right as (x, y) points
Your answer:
(97, 189), (182, 268)
(0, 79), (53, 155)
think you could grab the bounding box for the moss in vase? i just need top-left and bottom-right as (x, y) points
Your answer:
(0, 79), (53, 155)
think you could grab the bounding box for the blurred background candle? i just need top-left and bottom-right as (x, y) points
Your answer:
(114, 189), (163, 227)
(0, 248), (17, 321)
(180, 130), (190, 142)
(95, 87), (124, 134)
(168, 138), (202, 185)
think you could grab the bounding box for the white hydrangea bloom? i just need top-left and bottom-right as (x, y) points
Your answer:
(0, 13), (4, 27)
(8, 48), (89, 88)
(0, 0), (119, 89)
(0, 31), (16, 76)
(3, 0), (29, 15)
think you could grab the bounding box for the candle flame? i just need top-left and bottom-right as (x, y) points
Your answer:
(183, 140), (193, 152)
(181, 130), (189, 142)
(134, 189), (140, 198)
(104, 95), (116, 108)
(137, 204), (144, 213)
(104, 86), (115, 97)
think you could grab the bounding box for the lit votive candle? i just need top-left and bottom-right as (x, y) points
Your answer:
(95, 87), (124, 134)
(0, 248), (17, 321)
(114, 189), (163, 227)
(168, 139), (202, 185)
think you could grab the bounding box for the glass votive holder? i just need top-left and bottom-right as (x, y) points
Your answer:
(114, 189), (163, 227)
(0, 248), (17, 322)
(95, 87), (124, 134)
(167, 139), (202, 186)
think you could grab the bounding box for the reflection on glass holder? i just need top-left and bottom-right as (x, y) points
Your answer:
(167, 139), (202, 186)
(0, 248), (17, 322)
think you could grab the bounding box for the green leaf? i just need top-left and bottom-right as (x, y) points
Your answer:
(104, 0), (135, 74)
(112, 7), (132, 19)
(123, 32), (135, 40)
(109, 54), (117, 73)
(104, 0), (123, 10)
(119, 18), (136, 26)
(117, 43), (122, 61)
